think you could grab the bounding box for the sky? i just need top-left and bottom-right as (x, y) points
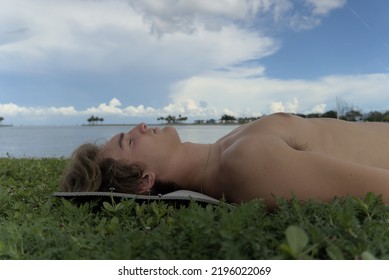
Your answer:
(1, 0), (389, 125)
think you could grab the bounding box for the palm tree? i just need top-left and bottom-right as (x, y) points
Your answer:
(87, 116), (95, 125)
(87, 115), (104, 125)
(342, 110), (363, 122)
(158, 115), (188, 124)
(177, 114), (188, 123)
(321, 110), (338, 119)
(165, 115), (176, 124)
(220, 114), (236, 123)
(365, 111), (383, 122)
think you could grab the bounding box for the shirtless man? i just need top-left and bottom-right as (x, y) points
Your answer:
(61, 113), (389, 208)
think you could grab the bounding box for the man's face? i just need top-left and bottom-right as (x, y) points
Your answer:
(100, 123), (182, 172)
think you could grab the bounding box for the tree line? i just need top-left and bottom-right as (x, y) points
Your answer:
(157, 114), (188, 124)
(158, 109), (389, 124)
(3, 109), (386, 126)
(297, 109), (389, 122)
(87, 115), (104, 125)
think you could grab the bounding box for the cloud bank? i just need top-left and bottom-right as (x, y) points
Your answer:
(2, 72), (389, 124)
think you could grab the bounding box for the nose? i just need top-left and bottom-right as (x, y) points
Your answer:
(127, 123), (147, 136)
(138, 123), (147, 133)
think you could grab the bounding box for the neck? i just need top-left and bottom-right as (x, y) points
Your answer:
(158, 142), (215, 194)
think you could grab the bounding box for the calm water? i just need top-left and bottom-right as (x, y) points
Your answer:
(0, 125), (238, 158)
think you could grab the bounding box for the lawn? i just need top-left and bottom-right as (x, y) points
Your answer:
(0, 157), (388, 259)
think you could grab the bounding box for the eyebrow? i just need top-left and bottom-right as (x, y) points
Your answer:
(118, 133), (124, 149)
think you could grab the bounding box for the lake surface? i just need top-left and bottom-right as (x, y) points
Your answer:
(0, 125), (238, 158)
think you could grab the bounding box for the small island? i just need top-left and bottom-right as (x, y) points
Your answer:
(0, 116), (13, 127)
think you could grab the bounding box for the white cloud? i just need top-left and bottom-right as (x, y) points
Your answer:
(0, 103), (29, 116)
(311, 104), (327, 114)
(129, 0), (347, 32)
(0, 0), (279, 77)
(46, 106), (78, 116)
(304, 0), (347, 15)
(270, 101), (285, 113)
(128, 0), (269, 34)
(271, 97), (313, 114)
(0, 0), (347, 75)
(129, 0), (347, 34)
(285, 0), (346, 31)
(85, 98), (124, 115)
(0, 103), (77, 117)
(287, 97), (299, 113)
(2, 70), (389, 125)
(168, 71), (389, 117)
(124, 105), (157, 116)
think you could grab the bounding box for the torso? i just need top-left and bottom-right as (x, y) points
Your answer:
(207, 113), (389, 205)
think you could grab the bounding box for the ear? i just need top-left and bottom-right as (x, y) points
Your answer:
(138, 171), (156, 193)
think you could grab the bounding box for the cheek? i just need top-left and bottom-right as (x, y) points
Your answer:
(134, 144), (164, 166)
(131, 142), (152, 162)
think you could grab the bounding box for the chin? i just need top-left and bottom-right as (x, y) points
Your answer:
(163, 126), (181, 142)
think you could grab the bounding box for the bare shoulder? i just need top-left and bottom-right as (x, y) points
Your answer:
(217, 113), (298, 165)
(239, 113), (314, 140)
(248, 113), (301, 130)
(217, 132), (287, 201)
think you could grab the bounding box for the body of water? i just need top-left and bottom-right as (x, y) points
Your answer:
(0, 125), (238, 158)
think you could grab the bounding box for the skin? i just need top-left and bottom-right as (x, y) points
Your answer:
(101, 113), (389, 208)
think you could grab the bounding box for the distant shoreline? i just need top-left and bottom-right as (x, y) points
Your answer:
(0, 125), (13, 127)
(81, 123), (239, 127)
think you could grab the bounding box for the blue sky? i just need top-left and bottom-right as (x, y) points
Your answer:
(1, 0), (389, 125)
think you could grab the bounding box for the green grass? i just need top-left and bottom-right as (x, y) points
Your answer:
(1, 157), (389, 259)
